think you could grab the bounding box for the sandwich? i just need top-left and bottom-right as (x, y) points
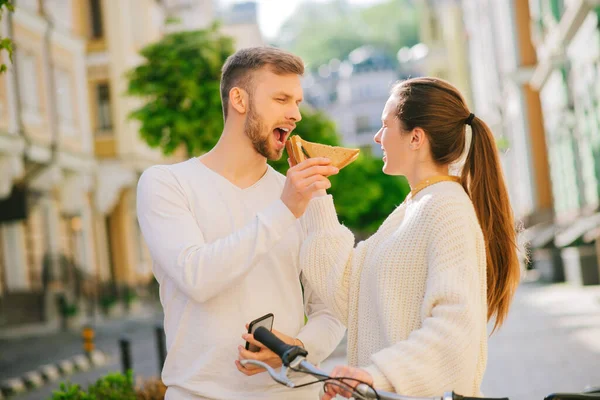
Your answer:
(285, 135), (360, 169)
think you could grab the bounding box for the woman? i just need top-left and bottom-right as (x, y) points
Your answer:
(290, 77), (520, 398)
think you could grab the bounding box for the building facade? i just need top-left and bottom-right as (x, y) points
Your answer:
(462, 0), (553, 224)
(0, 0), (97, 327)
(464, 0), (600, 285)
(418, 0), (474, 108)
(0, 0), (264, 330)
(528, 0), (600, 284)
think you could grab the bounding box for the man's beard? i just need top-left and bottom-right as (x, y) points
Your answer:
(245, 104), (283, 161)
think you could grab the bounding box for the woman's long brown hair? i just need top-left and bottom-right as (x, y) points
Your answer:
(392, 77), (520, 332)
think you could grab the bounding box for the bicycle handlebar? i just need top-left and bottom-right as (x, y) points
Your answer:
(254, 326), (308, 366)
(252, 326), (510, 400)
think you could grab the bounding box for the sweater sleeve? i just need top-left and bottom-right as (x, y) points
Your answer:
(299, 195), (370, 326)
(136, 166), (297, 304)
(295, 273), (347, 365)
(364, 198), (486, 396)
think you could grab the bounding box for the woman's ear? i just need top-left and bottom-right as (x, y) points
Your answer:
(410, 127), (426, 150)
(229, 87), (248, 115)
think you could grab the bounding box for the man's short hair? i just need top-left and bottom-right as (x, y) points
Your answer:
(220, 46), (305, 119)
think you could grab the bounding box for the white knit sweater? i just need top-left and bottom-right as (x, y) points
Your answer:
(300, 181), (488, 397)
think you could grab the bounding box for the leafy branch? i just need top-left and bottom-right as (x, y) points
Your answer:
(0, 0), (15, 73)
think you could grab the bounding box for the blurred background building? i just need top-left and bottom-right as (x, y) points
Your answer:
(303, 46), (400, 153)
(418, 0), (473, 107)
(0, 0), (599, 331)
(0, 0), (263, 330)
(295, 0), (600, 288)
(463, 0), (600, 286)
(0, 2), (599, 399)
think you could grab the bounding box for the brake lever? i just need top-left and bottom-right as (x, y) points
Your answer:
(240, 360), (295, 388)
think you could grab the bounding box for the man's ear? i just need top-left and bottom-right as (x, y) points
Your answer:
(229, 87), (248, 115)
(410, 127), (426, 150)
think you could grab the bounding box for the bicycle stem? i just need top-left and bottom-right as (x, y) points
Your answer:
(239, 360), (294, 387)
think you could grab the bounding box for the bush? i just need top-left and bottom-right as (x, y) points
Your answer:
(57, 295), (78, 318)
(50, 371), (167, 400)
(99, 295), (117, 313)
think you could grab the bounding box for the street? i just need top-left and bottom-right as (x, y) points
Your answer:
(4, 280), (600, 400)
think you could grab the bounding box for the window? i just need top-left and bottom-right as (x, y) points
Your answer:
(132, 11), (147, 47)
(48, 0), (73, 32)
(0, 227), (5, 296)
(135, 219), (151, 275)
(549, 0), (565, 22)
(429, 11), (440, 42)
(90, 0), (104, 39)
(23, 205), (46, 290)
(164, 0), (193, 9)
(18, 0), (38, 13)
(96, 83), (113, 132)
(355, 116), (371, 134)
(54, 68), (74, 130)
(16, 50), (40, 118)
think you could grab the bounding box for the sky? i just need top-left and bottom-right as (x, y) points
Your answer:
(219, 0), (385, 39)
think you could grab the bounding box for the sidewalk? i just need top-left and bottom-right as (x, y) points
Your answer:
(0, 305), (163, 398)
(482, 280), (600, 400)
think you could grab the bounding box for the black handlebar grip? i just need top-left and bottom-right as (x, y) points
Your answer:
(254, 326), (293, 358)
(254, 326), (308, 366)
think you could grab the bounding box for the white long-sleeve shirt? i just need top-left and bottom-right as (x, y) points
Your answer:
(299, 182), (488, 397)
(136, 158), (345, 400)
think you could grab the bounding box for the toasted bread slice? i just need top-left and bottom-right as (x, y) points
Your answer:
(285, 139), (297, 167)
(293, 136), (308, 164)
(288, 135), (359, 170)
(285, 135), (305, 166)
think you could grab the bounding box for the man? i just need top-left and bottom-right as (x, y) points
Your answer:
(137, 46), (345, 399)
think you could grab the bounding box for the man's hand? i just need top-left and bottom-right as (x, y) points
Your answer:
(322, 365), (374, 399)
(281, 157), (338, 218)
(235, 327), (303, 376)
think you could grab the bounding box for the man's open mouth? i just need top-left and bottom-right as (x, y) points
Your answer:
(273, 126), (292, 144)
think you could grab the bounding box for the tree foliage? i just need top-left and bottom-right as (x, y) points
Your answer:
(126, 23), (235, 156)
(0, 0), (14, 74)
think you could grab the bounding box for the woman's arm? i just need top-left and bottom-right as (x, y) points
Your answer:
(299, 195), (371, 325)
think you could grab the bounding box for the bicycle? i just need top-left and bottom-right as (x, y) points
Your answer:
(240, 326), (600, 400)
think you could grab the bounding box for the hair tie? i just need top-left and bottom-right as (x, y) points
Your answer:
(465, 113), (475, 126)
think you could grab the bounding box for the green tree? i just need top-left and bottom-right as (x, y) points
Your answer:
(126, 23), (234, 156)
(0, 0), (14, 73)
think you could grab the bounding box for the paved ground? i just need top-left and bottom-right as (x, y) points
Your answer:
(0, 306), (165, 399)
(481, 281), (600, 399)
(2, 280), (600, 400)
